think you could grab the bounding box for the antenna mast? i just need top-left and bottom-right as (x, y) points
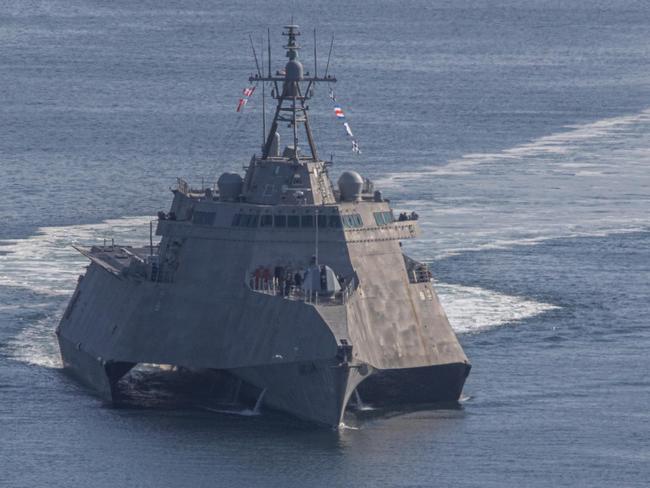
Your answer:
(324, 35), (334, 78)
(261, 35), (266, 149)
(267, 28), (272, 77)
(313, 28), (318, 78)
(314, 208), (319, 266)
(249, 25), (336, 162)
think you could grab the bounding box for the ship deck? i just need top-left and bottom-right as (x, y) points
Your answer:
(73, 244), (155, 278)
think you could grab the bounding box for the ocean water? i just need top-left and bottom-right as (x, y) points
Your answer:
(1, 1), (649, 487)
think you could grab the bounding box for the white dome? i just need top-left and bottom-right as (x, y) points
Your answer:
(338, 171), (363, 202)
(217, 172), (243, 201)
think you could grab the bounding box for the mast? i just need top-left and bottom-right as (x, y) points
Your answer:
(261, 35), (266, 149)
(249, 25), (336, 162)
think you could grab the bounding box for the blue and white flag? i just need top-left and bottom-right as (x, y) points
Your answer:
(329, 89), (361, 154)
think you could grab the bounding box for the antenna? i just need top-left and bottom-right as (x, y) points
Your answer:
(261, 35), (266, 148)
(313, 28), (318, 78)
(267, 28), (272, 77)
(248, 34), (263, 78)
(324, 35), (334, 78)
(149, 220), (154, 257)
(314, 208), (319, 265)
(251, 25), (337, 161)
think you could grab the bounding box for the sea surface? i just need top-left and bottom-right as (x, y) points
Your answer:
(1, 1), (649, 487)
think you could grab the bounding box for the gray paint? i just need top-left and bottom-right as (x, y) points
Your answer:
(57, 25), (470, 427)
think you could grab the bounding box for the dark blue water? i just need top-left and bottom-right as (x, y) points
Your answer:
(1, 1), (649, 487)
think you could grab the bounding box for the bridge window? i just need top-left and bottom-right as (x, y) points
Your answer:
(288, 215), (300, 228)
(231, 213), (259, 227)
(241, 214), (258, 227)
(328, 215), (342, 228)
(193, 211), (216, 226)
(274, 215), (287, 227)
(301, 215), (314, 227)
(342, 214), (364, 228)
(373, 211), (394, 226)
(260, 215), (273, 227)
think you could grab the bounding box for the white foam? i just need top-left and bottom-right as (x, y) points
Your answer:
(0, 214), (560, 370)
(436, 283), (559, 334)
(5, 310), (63, 368)
(197, 405), (261, 417)
(0, 216), (155, 296)
(1, 216), (155, 368)
(376, 107), (650, 260)
(420, 225), (649, 261)
(378, 108), (650, 184)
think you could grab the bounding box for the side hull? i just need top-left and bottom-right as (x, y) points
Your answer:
(58, 334), (135, 401)
(357, 362), (471, 406)
(232, 358), (366, 427)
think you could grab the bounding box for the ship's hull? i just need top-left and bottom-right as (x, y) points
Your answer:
(58, 333), (120, 400)
(357, 362), (471, 406)
(58, 329), (469, 427)
(55, 24), (474, 429)
(57, 202), (471, 427)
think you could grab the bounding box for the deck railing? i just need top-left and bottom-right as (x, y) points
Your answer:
(248, 274), (357, 306)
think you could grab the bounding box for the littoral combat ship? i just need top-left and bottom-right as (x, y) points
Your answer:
(57, 25), (471, 427)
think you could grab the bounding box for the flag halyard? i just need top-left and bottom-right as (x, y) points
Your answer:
(329, 89), (361, 155)
(236, 84), (257, 112)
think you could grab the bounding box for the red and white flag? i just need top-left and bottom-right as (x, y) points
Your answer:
(236, 98), (247, 112)
(236, 85), (257, 112)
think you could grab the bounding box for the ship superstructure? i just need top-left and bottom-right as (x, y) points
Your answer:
(57, 25), (470, 427)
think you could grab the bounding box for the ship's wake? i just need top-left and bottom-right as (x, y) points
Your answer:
(0, 215), (558, 369)
(0, 216), (154, 296)
(0, 217), (153, 369)
(376, 107), (650, 260)
(436, 283), (559, 334)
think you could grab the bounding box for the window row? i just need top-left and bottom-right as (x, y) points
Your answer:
(231, 213), (345, 229)
(194, 210), (366, 230)
(192, 211), (216, 225)
(232, 213), (259, 227)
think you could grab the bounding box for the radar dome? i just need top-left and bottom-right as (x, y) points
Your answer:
(338, 171), (364, 202)
(285, 59), (303, 81)
(217, 172), (243, 202)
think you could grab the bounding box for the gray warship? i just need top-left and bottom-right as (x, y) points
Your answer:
(56, 25), (471, 427)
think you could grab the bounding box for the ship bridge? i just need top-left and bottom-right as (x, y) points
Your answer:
(240, 155), (337, 206)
